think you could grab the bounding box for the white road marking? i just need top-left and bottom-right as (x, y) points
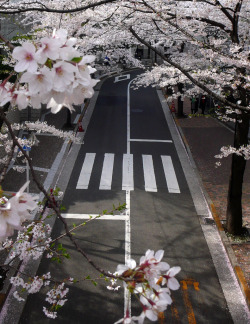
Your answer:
(99, 153), (114, 190)
(122, 154), (134, 191)
(127, 79), (134, 154)
(114, 74), (130, 83)
(61, 213), (128, 220)
(130, 139), (172, 143)
(124, 77), (134, 318)
(124, 189), (131, 316)
(142, 155), (157, 192)
(76, 153), (96, 189)
(161, 155), (180, 193)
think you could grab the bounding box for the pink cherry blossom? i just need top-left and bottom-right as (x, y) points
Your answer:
(36, 37), (61, 64)
(20, 66), (53, 95)
(12, 42), (38, 73)
(0, 182), (37, 241)
(162, 266), (181, 290)
(138, 250), (170, 286)
(116, 258), (137, 276)
(133, 288), (172, 323)
(0, 83), (11, 106)
(11, 90), (29, 110)
(9, 181), (38, 222)
(59, 38), (81, 61)
(51, 61), (77, 92)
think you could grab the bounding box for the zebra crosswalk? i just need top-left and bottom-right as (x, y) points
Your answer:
(76, 153), (180, 193)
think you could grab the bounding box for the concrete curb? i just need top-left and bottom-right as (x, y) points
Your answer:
(171, 110), (250, 310)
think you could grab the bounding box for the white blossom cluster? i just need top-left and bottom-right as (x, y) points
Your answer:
(9, 221), (52, 261)
(0, 182), (38, 242)
(0, 29), (98, 114)
(215, 144), (250, 161)
(43, 283), (69, 319)
(10, 272), (51, 302)
(12, 121), (81, 143)
(114, 249), (181, 323)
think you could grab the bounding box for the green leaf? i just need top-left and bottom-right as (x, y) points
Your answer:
(71, 57), (82, 63)
(57, 243), (63, 250)
(91, 280), (98, 286)
(63, 253), (70, 259)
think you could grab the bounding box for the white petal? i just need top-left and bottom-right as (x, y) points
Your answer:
(155, 250), (164, 262)
(158, 261), (170, 271)
(116, 264), (128, 275)
(127, 258), (136, 269)
(168, 277), (180, 290)
(14, 61), (29, 73)
(168, 266), (181, 277)
(145, 309), (158, 322)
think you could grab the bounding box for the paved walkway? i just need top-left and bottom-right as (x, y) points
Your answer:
(172, 99), (250, 307)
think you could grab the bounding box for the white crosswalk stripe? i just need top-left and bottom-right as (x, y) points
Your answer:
(142, 155), (157, 192)
(99, 153), (114, 190)
(76, 153), (180, 193)
(76, 153), (96, 189)
(161, 155), (180, 193)
(122, 154), (134, 191)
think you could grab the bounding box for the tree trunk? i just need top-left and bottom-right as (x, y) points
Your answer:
(62, 108), (73, 130)
(226, 113), (249, 235)
(177, 83), (184, 117)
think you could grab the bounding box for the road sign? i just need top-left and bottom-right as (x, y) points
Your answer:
(22, 137), (31, 151)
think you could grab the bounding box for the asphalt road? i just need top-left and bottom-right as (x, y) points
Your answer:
(19, 70), (237, 323)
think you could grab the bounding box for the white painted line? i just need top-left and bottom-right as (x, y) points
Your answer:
(114, 74), (130, 83)
(124, 77), (134, 317)
(76, 153), (96, 189)
(127, 79), (134, 154)
(73, 113), (80, 124)
(122, 154), (134, 191)
(161, 155), (180, 193)
(99, 153), (114, 190)
(124, 189), (131, 317)
(130, 139), (172, 143)
(142, 155), (157, 192)
(61, 213), (128, 220)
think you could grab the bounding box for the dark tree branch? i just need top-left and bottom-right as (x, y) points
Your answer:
(0, 33), (15, 50)
(129, 26), (249, 113)
(0, 0), (118, 14)
(0, 109), (125, 281)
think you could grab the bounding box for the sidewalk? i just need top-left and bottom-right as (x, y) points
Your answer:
(172, 99), (250, 308)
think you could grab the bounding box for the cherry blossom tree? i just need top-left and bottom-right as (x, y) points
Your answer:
(26, 0), (247, 236)
(0, 0), (248, 320)
(0, 5), (181, 322)
(120, 0), (249, 236)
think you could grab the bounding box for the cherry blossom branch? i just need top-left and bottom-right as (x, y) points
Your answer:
(0, 142), (15, 184)
(152, 18), (235, 62)
(129, 26), (250, 113)
(0, 109), (56, 202)
(0, 0), (118, 14)
(0, 33), (15, 51)
(0, 110), (122, 280)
